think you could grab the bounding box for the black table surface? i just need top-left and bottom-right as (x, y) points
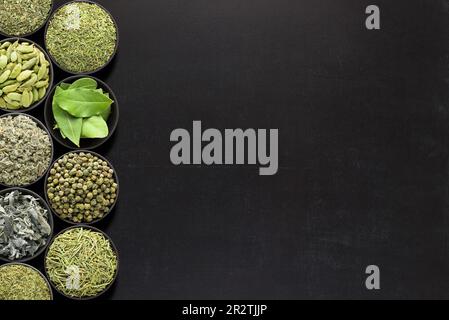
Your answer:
(2, 0), (449, 300)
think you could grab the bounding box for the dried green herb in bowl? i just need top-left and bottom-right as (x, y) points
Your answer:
(45, 226), (118, 299)
(0, 39), (53, 111)
(45, 1), (118, 74)
(0, 114), (53, 187)
(45, 151), (119, 224)
(0, 263), (52, 300)
(0, 0), (53, 37)
(0, 189), (53, 262)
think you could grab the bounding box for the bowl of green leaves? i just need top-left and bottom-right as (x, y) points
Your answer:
(44, 75), (119, 150)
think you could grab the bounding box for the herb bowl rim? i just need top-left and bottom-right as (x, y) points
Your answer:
(0, 0), (55, 38)
(43, 0), (120, 75)
(0, 37), (55, 114)
(44, 149), (120, 226)
(0, 187), (55, 264)
(0, 112), (55, 189)
(43, 74), (119, 150)
(43, 224), (119, 300)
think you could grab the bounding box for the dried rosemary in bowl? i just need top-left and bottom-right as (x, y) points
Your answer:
(45, 1), (118, 74)
(0, 264), (52, 300)
(0, 0), (53, 37)
(45, 227), (118, 299)
(0, 114), (53, 187)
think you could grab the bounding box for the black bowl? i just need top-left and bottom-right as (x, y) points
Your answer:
(44, 225), (119, 300)
(44, 150), (119, 225)
(44, 75), (119, 150)
(0, 0), (54, 38)
(0, 38), (54, 113)
(0, 188), (54, 263)
(0, 113), (54, 188)
(0, 262), (54, 300)
(44, 0), (119, 75)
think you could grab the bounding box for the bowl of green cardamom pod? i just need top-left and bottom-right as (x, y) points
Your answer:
(44, 75), (119, 150)
(0, 188), (54, 263)
(44, 0), (119, 75)
(0, 0), (54, 38)
(44, 225), (119, 300)
(0, 38), (54, 112)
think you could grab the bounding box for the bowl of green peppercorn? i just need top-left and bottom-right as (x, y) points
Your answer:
(44, 150), (119, 225)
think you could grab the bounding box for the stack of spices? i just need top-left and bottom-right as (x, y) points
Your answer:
(45, 227), (118, 299)
(0, 190), (52, 261)
(0, 264), (52, 300)
(0, 115), (53, 187)
(46, 152), (118, 223)
(45, 1), (118, 73)
(0, 0), (53, 36)
(0, 40), (52, 110)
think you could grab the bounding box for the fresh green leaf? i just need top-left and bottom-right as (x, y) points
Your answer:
(54, 88), (113, 118)
(52, 89), (82, 147)
(100, 105), (111, 121)
(81, 115), (109, 138)
(69, 77), (98, 90)
(59, 83), (71, 90)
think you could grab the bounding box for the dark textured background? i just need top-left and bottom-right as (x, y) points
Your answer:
(2, 0), (449, 299)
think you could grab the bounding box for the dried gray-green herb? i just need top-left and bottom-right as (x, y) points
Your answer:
(0, 190), (51, 260)
(0, 115), (52, 186)
(0, 0), (52, 36)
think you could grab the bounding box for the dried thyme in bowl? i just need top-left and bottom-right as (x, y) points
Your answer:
(45, 1), (118, 74)
(0, 115), (53, 187)
(0, 0), (53, 37)
(0, 264), (52, 300)
(0, 190), (52, 261)
(45, 227), (118, 299)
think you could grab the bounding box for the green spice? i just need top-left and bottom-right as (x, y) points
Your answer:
(0, 115), (53, 187)
(53, 77), (113, 147)
(0, 190), (51, 260)
(0, 40), (51, 110)
(46, 152), (118, 223)
(45, 2), (117, 73)
(45, 227), (118, 299)
(0, 0), (52, 36)
(0, 264), (52, 300)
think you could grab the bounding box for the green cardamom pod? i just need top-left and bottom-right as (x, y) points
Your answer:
(38, 87), (47, 100)
(6, 92), (22, 102)
(0, 42), (11, 50)
(34, 79), (48, 89)
(20, 74), (38, 88)
(0, 96), (6, 109)
(0, 80), (15, 89)
(2, 83), (20, 93)
(0, 70), (11, 84)
(16, 70), (33, 82)
(16, 45), (34, 54)
(10, 51), (17, 62)
(22, 57), (37, 70)
(37, 65), (47, 81)
(0, 55), (7, 69)
(32, 87), (39, 102)
(21, 90), (32, 108)
(9, 64), (22, 79)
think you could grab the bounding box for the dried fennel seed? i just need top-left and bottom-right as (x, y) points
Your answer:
(0, 115), (52, 186)
(0, 190), (51, 260)
(0, 0), (52, 36)
(0, 264), (52, 300)
(0, 40), (51, 110)
(45, 2), (117, 73)
(45, 227), (117, 298)
(47, 152), (118, 223)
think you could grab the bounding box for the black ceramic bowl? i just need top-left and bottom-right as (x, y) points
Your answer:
(44, 150), (119, 225)
(44, 225), (119, 300)
(0, 262), (54, 300)
(44, 0), (119, 75)
(0, 38), (54, 113)
(0, 0), (54, 38)
(0, 113), (54, 188)
(0, 188), (54, 264)
(44, 75), (119, 150)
